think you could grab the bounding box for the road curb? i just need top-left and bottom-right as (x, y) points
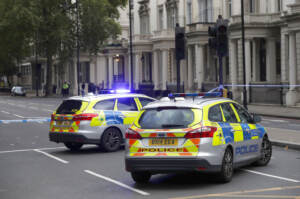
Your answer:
(271, 140), (300, 151)
(255, 113), (300, 120)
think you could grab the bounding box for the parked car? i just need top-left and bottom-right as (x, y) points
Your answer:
(125, 94), (271, 183)
(11, 86), (26, 96)
(49, 92), (156, 151)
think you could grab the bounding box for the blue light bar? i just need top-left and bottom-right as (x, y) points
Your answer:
(168, 92), (222, 98)
(109, 89), (131, 94)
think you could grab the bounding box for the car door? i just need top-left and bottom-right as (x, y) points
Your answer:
(231, 103), (260, 160)
(137, 97), (155, 109)
(220, 103), (251, 163)
(93, 98), (118, 125)
(116, 97), (139, 128)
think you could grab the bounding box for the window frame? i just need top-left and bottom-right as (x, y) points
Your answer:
(231, 103), (255, 124)
(93, 99), (116, 111)
(208, 104), (224, 123)
(116, 97), (138, 112)
(219, 103), (238, 123)
(138, 97), (155, 108)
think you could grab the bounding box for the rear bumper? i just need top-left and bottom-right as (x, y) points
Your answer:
(49, 132), (99, 144)
(125, 158), (221, 173)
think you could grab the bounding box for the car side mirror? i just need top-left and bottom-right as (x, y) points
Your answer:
(252, 114), (262, 123)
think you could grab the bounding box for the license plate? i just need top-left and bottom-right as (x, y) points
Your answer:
(149, 138), (178, 146)
(56, 121), (71, 126)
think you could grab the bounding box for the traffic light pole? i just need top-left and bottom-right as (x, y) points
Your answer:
(218, 55), (223, 88)
(176, 59), (180, 93)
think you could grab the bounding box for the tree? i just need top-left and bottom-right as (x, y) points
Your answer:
(0, 0), (127, 95)
(0, 0), (37, 77)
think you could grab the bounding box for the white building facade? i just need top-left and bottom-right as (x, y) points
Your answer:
(18, 0), (300, 106)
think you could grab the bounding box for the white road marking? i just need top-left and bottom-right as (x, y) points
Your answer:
(34, 149), (69, 164)
(13, 114), (25, 118)
(263, 119), (287, 123)
(0, 147), (65, 154)
(84, 170), (150, 196)
(1, 111), (10, 114)
(242, 169), (300, 183)
(43, 109), (53, 112)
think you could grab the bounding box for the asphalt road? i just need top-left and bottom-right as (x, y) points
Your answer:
(0, 96), (300, 199)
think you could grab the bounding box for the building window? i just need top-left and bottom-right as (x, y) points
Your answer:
(166, 0), (178, 29)
(198, 0), (213, 23)
(158, 7), (164, 30)
(139, 1), (150, 34)
(140, 14), (150, 34)
(187, 1), (192, 24)
(277, 0), (282, 12)
(250, 0), (256, 13)
(228, 0), (232, 17)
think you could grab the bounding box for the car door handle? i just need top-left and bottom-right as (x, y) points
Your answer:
(230, 129), (235, 133)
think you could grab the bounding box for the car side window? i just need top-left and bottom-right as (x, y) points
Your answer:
(232, 103), (253, 123)
(220, 103), (238, 123)
(139, 98), (155, 107)
(117, 97), (138, 111)
(94, 99), (115, 110)
(208, 105), (223, 122)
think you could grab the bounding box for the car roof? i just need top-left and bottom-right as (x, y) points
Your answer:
(67, 93), (155, 102)
(143, 97), (235, 109)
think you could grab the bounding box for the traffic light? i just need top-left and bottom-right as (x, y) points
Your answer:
(208, 25), (217, 49)
(208, 15), (229, 57)
(216, 18), (229, 57)
(175, 24), (185, 60)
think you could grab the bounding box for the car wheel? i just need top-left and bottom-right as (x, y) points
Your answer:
(218, 148), (233, 183)
(131, 172), (151, 184)
(64, 142), (83, 151)
(100, 128), (122, 152)
(254, 136), (272, 166)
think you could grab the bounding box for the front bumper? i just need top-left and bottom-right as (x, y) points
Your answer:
(49, 132), (99, 144)
(125, 158), (221, 173)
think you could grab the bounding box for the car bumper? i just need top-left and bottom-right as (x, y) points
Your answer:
(125, 158), (221, 173)
(49, 132), (99, 144)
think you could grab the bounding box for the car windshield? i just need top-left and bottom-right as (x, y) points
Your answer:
(138, 108), (195, 129)
(56, 100), (83, 114)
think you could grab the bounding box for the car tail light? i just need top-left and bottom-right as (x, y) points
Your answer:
(184, 126), (218, 138)
(51, 114), (55, 120)
(72, 113), (98, 121)
(125, 128), (142, 139)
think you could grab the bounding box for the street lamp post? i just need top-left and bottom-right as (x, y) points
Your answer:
(129, 0), (134, 91)
(76, 0), (80, 96)
(241, 0), (247, 109)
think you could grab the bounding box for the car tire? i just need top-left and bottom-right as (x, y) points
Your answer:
(64, 142), (83, 151)
(254, 136), (272, 166)
(100, 128), (122, 152)
(131, 172), (151, 184)
(218, 147), (233, 183)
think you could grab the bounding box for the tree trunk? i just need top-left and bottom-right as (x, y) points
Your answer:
(45, 50), (52, 96)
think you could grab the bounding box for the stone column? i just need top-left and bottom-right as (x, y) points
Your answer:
(187, 46), (193, 91)
(162, 50), (168, 90)
(266, 38), (277, 82)
(245, 39), (252, 102)
(108, 56), (113, 89)
(195, 44), (204, 90)
(153, 50), (159, 90)
(73, 59), (78, 95)
(286, 32), (298, 106)
(229, 40), (238, 99)
(134, 53), (140, 90)
(90, 61), (95, 83)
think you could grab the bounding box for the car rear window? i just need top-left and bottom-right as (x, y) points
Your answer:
(138, 108), (195, 129)
(56, 100), (83, 114)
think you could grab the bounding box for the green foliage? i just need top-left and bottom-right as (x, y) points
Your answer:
(0, 0), (127, 94)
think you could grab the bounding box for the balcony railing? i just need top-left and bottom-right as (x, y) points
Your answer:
(230, 13), (281, 25)
(153, 29), (175, 39)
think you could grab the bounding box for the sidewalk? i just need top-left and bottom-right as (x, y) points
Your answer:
(248, 104), (300, 150)
(248, 104), (300, 119)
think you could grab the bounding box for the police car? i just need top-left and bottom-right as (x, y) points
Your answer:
(49, 91), (156, 151)
(125, 92), (272, 183)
